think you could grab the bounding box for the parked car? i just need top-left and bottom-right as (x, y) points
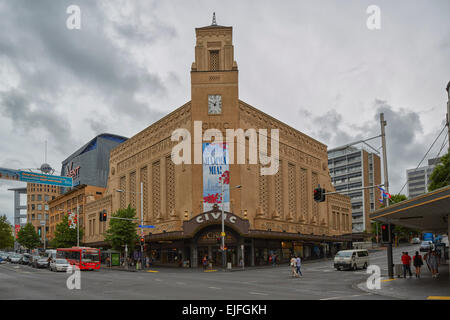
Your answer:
(6, 252), (15, 262)
(35, 257), (50, 269)
(50, 258), (71, 272)
(0, 256), (5, 264)
(10, 254), (22, 264)
(20, 253), (31, 265)
(334, 249), (369, 271)
(411, 237), (421, 244)
(420, 240), (434, 252)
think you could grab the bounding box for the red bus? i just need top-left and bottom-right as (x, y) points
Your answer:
(56, 247), (101, 270)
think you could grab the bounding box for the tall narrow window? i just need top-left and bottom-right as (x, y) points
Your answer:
(210, 50), (219, 71)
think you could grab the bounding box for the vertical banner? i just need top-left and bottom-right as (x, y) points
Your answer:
(15, 225), (21, 239)
(203, 143), (230, 212)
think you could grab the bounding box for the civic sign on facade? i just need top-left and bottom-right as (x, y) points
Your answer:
(195, 211), (237, 224)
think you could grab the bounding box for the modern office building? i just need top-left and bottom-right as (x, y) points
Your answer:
(8, 187), (27, 250)
(83, 19), (353, 267)
(328, 145), (382, 234)
(406, 157), (441, 198)
(25, 183), (61, 246)
(61, 133), (128, 190)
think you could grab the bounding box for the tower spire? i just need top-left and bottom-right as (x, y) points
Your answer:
(211, 12), (217, 26)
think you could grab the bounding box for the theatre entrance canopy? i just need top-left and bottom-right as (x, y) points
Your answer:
(370, 186), (450, 233)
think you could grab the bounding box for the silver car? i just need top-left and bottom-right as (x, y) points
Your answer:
(10, 254), (22, 264)
(50, 258), (71, 272)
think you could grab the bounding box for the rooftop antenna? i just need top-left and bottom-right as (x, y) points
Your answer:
(212, 12), (217, 26)
(39, 140), (54, 175)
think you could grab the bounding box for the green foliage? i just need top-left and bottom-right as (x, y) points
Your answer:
(0, 215), (14, 250)
(104, 205), (139, 253)
(428, 152), (450, 191)
(388, 194), (407, 205)
(16, 223), (40, 250)
(50, 215), (83, 248)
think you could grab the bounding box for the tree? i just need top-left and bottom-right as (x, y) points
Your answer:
(16, 223), (40, 251)
(428, 152), (450, 191)
(0, 215), (14, 250)
(104, 205), (139, 254)
(388, 194), (407, 206)
(50, 214), (83, 248)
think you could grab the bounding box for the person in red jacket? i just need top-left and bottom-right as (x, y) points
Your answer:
(401, 252), (412, 278)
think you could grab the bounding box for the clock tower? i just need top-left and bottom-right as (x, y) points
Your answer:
(190, 14), (239, 122)
(190, 14), (241, 215)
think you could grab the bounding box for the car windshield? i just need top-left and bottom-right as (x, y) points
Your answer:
(82, 252), (99, 262)
(336, 251), (352, 257)
(56, 259), (68, 264)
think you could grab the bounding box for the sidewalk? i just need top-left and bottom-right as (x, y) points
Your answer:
(100, 257), (335, 273)
(357, 262), (450, 300)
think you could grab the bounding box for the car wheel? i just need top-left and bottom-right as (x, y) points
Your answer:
(363, 263), (368, 269)
(352, 264), (357, 271)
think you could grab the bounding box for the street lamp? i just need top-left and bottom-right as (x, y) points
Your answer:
(221, 181), (242, 269)
(116, 182), (145, 269)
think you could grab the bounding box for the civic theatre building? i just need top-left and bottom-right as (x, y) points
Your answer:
(84, 20), (352, 267)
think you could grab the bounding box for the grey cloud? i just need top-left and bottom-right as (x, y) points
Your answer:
(0, 89), (77, 155)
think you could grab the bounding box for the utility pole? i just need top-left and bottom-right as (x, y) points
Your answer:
(446, 81), (450, 151)
(380, 113), (393, 279)
(140, 182), (144, 270)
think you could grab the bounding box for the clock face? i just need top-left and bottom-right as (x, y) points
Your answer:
(208, 95), (222, 114)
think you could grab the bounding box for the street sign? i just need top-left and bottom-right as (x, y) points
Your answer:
(0, 167), (73, 187)
(138, 225), (156, 228)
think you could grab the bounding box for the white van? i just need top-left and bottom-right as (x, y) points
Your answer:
(334, 249), (369, 271)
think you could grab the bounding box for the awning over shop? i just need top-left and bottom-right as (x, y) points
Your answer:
(370, 186), (450, 233)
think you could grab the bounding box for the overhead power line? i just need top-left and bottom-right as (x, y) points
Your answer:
(397, 125), (447, 196)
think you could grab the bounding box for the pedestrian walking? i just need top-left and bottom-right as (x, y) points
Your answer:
(269, 254), (273, 266)
(145, 256), (150, 269)
(295, 255), (302, 277)
(428, 250), (440, 278)
(401, 252), (412, 278)
(413, 251), (423, 278)
(202, 255), (208, 270)
(290, 256), (297, 278)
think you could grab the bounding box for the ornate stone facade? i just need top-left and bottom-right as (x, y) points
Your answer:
(83, 22), (352, 264)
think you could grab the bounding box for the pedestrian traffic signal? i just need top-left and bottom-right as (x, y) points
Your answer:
(313, 187), (326, 202)
(381, 223), (394, 243)
(140, 237), (145, 246)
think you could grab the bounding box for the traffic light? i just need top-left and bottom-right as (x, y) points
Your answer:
(100, 210), (107, 222)
(140, 237), (145, 246)
(99, 211), (103, 222)
(381, 223), (395, 243)
(314, 187), (326, 202)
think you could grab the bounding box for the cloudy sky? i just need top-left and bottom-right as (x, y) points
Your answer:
(1, 0), (449, 225)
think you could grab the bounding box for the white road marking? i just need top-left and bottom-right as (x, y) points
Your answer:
(154, 278), (163, 282)
(176, 282), (186, 285)
(208, 286), (221, 290)
(249, 291), (268, 296)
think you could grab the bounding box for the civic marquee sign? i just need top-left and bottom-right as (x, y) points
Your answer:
(0, 167), (73, 187)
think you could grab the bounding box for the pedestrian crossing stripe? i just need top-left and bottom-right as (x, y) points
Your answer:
(147, 270), (159, 273)
(204, 270), (217, 272)
(381, 278), (396, 282)
(427, 296), (450, 300)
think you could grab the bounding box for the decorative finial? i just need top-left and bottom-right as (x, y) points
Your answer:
(212, 12), (217, 26)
